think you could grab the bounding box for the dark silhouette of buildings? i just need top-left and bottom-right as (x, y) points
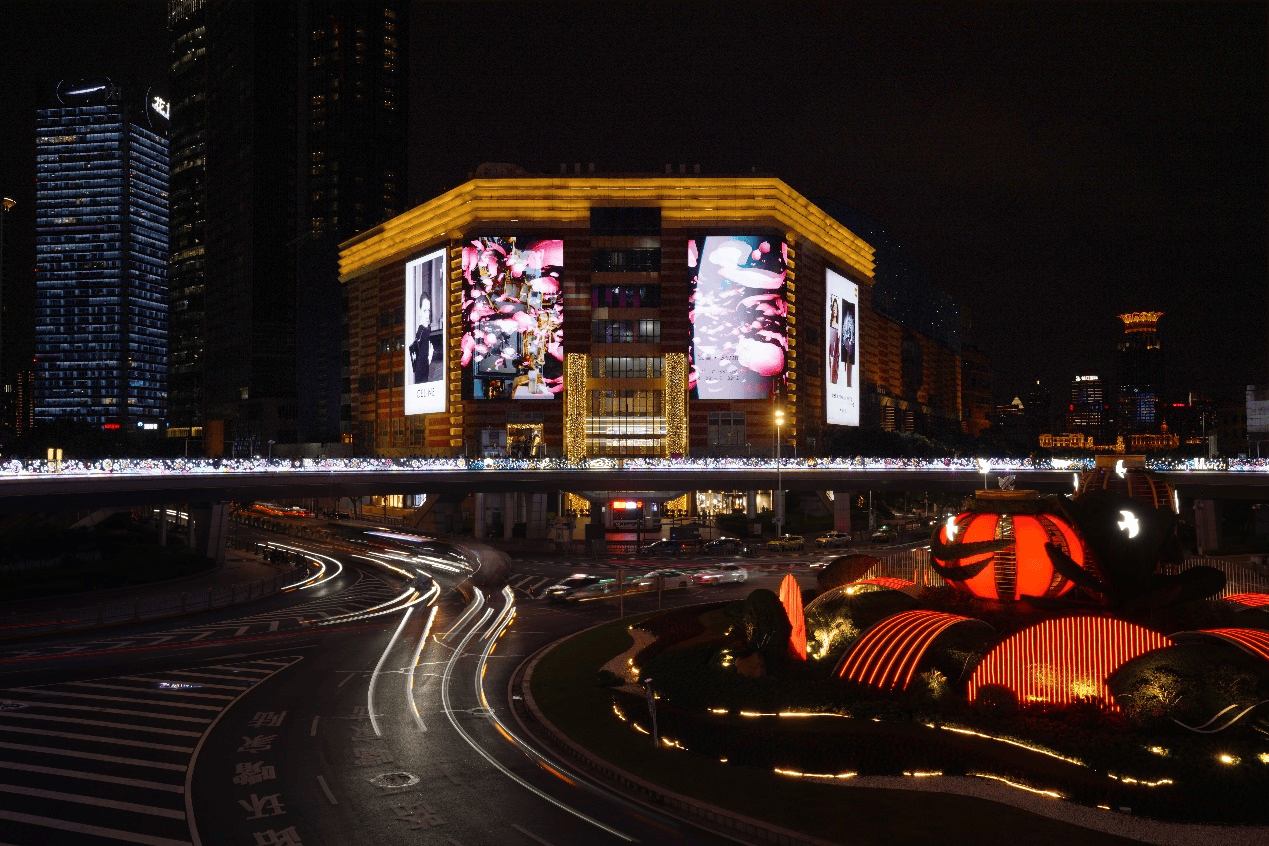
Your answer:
(1115, 311), (1163, 433)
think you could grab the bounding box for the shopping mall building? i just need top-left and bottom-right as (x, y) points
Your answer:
(338, 169), (963, 530)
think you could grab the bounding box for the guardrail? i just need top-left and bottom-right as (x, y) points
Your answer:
(3, 454), (1267, 478)
(0, 562), (311, 641)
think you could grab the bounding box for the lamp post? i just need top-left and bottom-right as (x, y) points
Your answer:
(775, 409), (785, 535)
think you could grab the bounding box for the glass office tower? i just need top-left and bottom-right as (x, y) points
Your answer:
(34, 79), (169, 429)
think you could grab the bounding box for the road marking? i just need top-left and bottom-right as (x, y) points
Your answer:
(337, 672), (357, 687)
(511, 824), (554, 845)
(121, 674), (249, 688)
(8, 688), (221, 711)
(529, 577), (552, 594)
(65, 681), (234, 700)
(147, 635), (177, 645)
(0, 808), (191, 846)
(268, 620), (281, 632)
(0, 712), (202, 736)
(233, 626), (252, 636)
(0, 699), (211, 723)
(0, 739), (188, 769)
(0, 726), (193, 753)
(0, 780), (186, 818)
(316, 774), (338, 805)
(188, 631), (212, 641)
(0, 758), (184, 791)
(310, 716), (320, 736)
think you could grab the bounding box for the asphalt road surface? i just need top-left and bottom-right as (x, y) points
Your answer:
(0, 532), (817, 846)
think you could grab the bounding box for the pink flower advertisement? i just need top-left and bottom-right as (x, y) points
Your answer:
(461, 237), (564, 399)
(688, 236), (789, 399)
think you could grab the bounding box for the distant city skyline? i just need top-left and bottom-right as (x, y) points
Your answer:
(0, 2), (1263, 425)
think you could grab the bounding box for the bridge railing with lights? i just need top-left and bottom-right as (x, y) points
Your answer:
(1, 455), (1266, 478)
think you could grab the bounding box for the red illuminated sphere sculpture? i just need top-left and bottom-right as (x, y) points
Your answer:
(930, 490), (1093, 601)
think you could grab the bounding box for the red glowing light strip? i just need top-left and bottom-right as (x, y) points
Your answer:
(967, 616), (1171, 707)
(1223, 593), (1269, 609)
(837, 610), (980, 691)
(1193, 628), (1269, 664)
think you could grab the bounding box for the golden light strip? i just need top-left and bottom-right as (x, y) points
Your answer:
(339, 177), (876, 282)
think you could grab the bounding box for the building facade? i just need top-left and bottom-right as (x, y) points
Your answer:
(34, 80), (169, 429)
(339, 174), (890, 460)
(1066, 373), (1107, 439)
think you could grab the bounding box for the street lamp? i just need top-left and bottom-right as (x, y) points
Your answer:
(775, 409), (785, 535)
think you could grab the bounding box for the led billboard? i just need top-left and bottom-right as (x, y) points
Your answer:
(460, 237), (564, 399)
(826, 268), (859, 426)
(405, 249), (447, 416)
(688, 236), (788, 399)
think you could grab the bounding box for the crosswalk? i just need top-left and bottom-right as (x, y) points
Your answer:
(0, 655), (303, 845)
(0, 577), (399, 662)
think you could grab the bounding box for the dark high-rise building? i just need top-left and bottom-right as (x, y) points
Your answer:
(167, 0), (209, 436)
(0, 196), (14, 389)
(34, 80), (169, 429)
(175, 0), (407, 455)
(1116, 311), (1163, 432)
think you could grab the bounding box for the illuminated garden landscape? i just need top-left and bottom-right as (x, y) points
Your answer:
(587, 459), (1269, 826)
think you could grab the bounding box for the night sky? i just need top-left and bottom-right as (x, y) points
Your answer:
(2, 2), (1264, 408)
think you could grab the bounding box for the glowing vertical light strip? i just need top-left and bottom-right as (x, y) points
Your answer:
(368, 606), (415, 737)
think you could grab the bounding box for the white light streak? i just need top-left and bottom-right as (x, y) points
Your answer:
(367, 606), (414, 738)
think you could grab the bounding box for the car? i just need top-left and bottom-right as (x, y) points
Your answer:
(870, 525), (899, 543)
(640, 539), (697, 556)
(631, 568), (689, 588)
(691, 563), (748, 585)
(765, 534), (805, 551)
(704, 537), (748, 556)
(814, 531), (851, 549)
(543, 574), (613, 603)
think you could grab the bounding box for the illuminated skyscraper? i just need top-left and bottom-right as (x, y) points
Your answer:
(34, 80), (169, 429)
(1115, 311), (1163, 432)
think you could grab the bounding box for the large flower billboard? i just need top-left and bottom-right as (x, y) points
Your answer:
(688, 236), (789, 399)
(460, 237), (564, 399)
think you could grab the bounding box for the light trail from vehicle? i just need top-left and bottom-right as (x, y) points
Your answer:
(368, 606), (415, 738)
(439, 587), (636, 842)
(407, 605), (439, 733)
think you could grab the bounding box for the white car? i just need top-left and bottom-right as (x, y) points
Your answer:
(691, 564), (748, 585)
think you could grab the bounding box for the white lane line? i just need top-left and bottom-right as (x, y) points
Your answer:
(316, 774), (338, 805)
(0, 712), (202, 737)
(0, 758), (183, 792)
(203, 663), (274, 674)
(7, 689), (221, 712)
(0, 726), (193, 753)
(507, 574), (530, 588)
(0, 780), (185, 818)
(310, 716), (320, 736)
(64, 681), (234, 701)
(368, 607), (415, 737)
(0, 699), (211, 724)
(188, 632), (212, 641)
(0, 740), (187, 770)
(232, 626), (252, 636)
(528, 577), (552, 594)
(268, 620), (281, 632)
(510, 824), (554, 846)
(337, 672), (357, 688)
(146, 636), (177, 645)
(0, 808), (191, 846)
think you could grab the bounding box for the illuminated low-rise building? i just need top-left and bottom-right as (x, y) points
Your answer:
(338, 170), (966, 468)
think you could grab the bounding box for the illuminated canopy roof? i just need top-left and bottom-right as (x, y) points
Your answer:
(338, 176), (876, 283)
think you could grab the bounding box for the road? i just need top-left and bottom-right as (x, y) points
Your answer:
(0, 534), (833, 845)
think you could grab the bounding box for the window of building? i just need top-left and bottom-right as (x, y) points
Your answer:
(592, 248), (660, 273)
(591, 320), (660, 344)
(591, 285), (661, 309)
(707, 412), (746, 447)
(589, 357), (662, 379)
